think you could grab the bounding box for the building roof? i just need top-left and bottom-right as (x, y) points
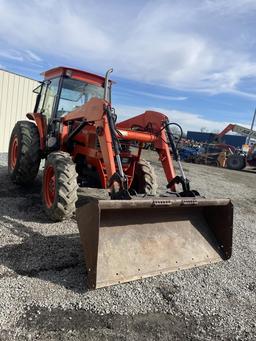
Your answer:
(0, 68), (38, 82)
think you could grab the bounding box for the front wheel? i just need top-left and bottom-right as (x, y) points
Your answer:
(42, 152), (78, 221)
(130, 159), (158, 195)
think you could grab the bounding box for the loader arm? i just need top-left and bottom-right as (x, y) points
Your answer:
(62, 98), (118, 184)
(214, 123), (256, 142)
(62, 101), (180, 194)
(117, 111), (178, 190)
(215, 124), (235, 140)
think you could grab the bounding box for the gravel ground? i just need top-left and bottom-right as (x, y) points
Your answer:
(0, 151), (255, 340)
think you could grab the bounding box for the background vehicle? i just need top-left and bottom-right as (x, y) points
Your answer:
(214, 123), (256, 170)
(179, 146), (199, 162)
(194, 143), (235, 167)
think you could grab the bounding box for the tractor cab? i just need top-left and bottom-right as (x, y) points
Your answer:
(34, 67), (111, 121)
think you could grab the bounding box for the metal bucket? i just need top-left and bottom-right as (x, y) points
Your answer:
(76, 197), (233, 289)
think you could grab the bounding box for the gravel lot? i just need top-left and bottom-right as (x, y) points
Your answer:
(0, 151), (255, 340)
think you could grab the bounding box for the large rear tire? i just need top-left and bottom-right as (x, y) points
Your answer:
(42, 152), (78, 221)
(130, 159), (157, 195)
(8, 121), (41, 185)
(226, 154), (246, 170)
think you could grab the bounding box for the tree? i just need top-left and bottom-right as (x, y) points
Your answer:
(170, 126), (181, 137)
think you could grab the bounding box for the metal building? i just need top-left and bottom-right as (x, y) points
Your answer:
(0, 69), (39, 152)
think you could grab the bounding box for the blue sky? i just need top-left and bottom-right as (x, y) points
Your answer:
(0, 0), (256, 132)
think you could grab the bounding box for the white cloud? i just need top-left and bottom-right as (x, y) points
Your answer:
(203, 0), (256, 15)
(115, 104), (250, 133)
(125, 89), (187, 101)
(0, 0), (255, 95)
(0, 50), (23, 61)
(0, 48), (43, 64)
(228, 89), (256, 100)
(25, 50), (42, 62)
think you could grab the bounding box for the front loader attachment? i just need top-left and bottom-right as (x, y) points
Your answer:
(77, 198), (233, 289)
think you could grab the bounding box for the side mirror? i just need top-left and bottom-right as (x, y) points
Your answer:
(33, 83), (42, 94)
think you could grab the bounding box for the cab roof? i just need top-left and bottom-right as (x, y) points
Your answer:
(41, 66), (110, 87)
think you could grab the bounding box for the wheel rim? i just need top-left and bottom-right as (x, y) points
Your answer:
(10, 136), (18, 170)
(44, 165), (56, 208)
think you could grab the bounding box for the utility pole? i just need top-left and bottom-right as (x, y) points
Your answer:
(246, 108), (256, 144)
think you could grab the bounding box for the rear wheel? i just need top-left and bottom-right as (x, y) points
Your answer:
(130, 159), (157, 195)
(42, 151), (78, 221)
(226, 154), (246, 170)
(8, 121), (41, 185)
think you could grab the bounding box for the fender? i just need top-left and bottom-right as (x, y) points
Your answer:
(26, 113), (46, 150)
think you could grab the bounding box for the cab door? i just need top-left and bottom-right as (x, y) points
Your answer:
(36, 77), (61, 121)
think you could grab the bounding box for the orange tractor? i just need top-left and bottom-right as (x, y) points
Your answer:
(8, 67), (233, 289)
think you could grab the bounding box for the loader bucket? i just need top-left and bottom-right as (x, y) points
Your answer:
(76, 198), (233, 289)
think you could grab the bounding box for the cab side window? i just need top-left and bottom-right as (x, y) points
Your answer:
(37, 83), (47, 113)
(37, 78), (60, 120)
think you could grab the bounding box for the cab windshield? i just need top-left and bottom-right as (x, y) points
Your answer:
(57, 78), (104, 117)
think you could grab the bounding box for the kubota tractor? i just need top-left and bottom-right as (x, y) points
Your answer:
(8, 67), (233, 288)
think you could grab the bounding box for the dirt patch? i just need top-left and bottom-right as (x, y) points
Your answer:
(13, 305), (233, 341)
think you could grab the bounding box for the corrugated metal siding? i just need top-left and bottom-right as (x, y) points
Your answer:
(0, 69), (39, 152)
(187, 131), (215, 143)
(187, 131), (246, 148)
(221, 135), (246, 148)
